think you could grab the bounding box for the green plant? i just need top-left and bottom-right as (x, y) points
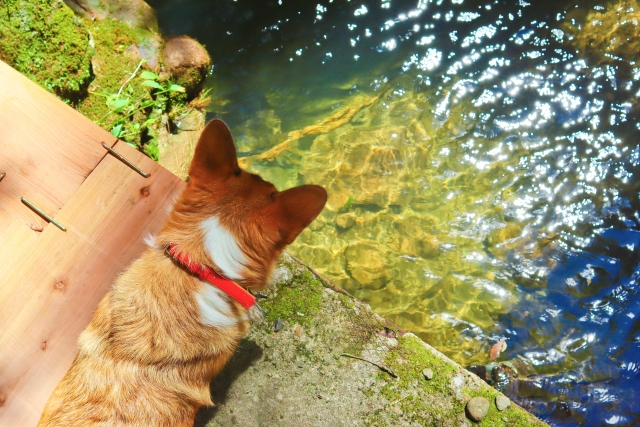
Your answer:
(90, 60), (185, 157)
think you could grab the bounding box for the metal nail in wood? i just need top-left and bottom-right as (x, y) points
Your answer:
(21, 197), (67, 232)
(0, 172), (5, 182)
(102, 141), (150, 178)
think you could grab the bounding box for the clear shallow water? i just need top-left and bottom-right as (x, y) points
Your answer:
(153, 0), (640, 425)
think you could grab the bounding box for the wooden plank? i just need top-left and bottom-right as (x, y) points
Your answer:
(0, 206), (39, 303)
(0, 60), (115, 230)
(0, 142), (186, 426)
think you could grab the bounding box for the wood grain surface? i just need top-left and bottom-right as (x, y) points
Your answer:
(0, 60), (115, 230)
(0, 61), (187, 426)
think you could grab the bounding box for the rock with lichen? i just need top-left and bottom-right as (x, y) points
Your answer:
(62, 0), (157, 30)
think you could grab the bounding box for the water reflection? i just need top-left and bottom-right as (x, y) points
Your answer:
(153, 0), (640, 425)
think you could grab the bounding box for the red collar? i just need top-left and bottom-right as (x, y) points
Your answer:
(165, 244), (256, 309)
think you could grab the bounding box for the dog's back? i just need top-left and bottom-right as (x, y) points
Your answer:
(37, 120), (326, 426)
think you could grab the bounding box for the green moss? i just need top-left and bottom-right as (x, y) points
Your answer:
(77, 19), (154, 144)
(342, 305), (379, 355)
(0, 0), (93, 102)
(260, 268), (323, 325)
(337, 292), (355, 308)
(0, 2), (204, 162)
(460, 386), (544, 427)
(173, 65), (204, 97)
(365, 334), (545, 426)
(386, 334), (459, 397)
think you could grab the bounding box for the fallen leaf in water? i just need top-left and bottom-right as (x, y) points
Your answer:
(490, 338), (507, 361)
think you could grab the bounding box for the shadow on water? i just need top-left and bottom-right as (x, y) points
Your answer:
(194, 339), (263, 427)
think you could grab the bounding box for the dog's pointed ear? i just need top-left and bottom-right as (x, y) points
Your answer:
(189, 119), (240, 182)
(274, 185), (327, 245)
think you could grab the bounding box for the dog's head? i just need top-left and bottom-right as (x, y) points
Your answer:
(164, 119), (326, 290)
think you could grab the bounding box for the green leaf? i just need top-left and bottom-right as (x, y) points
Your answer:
(141, 80), (164, 90)
(110, 123), (123, 137)
(169, 84), (186, 93)
(108, 98), (130, 113)
(140, 70), (159, 80)
(339, 196), (355, 212)
(143, 118), (158, 127)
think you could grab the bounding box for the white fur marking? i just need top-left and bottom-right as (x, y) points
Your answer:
(143, 233), (157, 248)
(201, 217), (246, 280)
(195, 283), (238, 328)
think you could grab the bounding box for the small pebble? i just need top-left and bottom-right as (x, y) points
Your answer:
(466, 397), (490, 422)
(295, 325), (303, 337)
(274, 318), (283, 332)
(422, 368), (434, 380)
(496, 395), (511, 411)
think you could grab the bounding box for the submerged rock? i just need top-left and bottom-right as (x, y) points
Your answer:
(492, 363), (518, 390)
(335, 213), (356, 230)
(344, 242), (389, 289)
(563, 0), (640, 67)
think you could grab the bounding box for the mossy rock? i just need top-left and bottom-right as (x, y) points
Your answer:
(164, 35), (211, 98)
(62, 0), (158, 30)
(0, 0), (93, 102)
(563, 0), (640, 67)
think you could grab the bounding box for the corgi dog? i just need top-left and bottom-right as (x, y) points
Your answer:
(37, 120), (327, 427)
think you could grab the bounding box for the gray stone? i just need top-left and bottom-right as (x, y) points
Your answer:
(496, 395), (511, 411)
(466, 397), (490, 422)
(63, 0), (157, 29)
(422, 368), (433, 380)
(271, 266), (293, 285)
(273, 318), (283, 333)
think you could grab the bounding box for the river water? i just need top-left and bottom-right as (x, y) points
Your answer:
(154, 0), (640, 425)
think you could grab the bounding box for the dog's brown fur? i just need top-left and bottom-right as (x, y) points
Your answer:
(37, 120), (327, 427)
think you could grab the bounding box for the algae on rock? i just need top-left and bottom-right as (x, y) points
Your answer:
(563, 0), (640, 66)
(0, 0), (93, 102)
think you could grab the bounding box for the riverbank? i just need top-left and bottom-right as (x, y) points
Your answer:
(195, 253), (547, 427)
(0, 0), (210, 160)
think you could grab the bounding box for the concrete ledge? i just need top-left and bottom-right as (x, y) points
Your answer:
(195, 253), (548, 427)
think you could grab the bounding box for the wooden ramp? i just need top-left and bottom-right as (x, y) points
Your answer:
(0, 60), (186, 426)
